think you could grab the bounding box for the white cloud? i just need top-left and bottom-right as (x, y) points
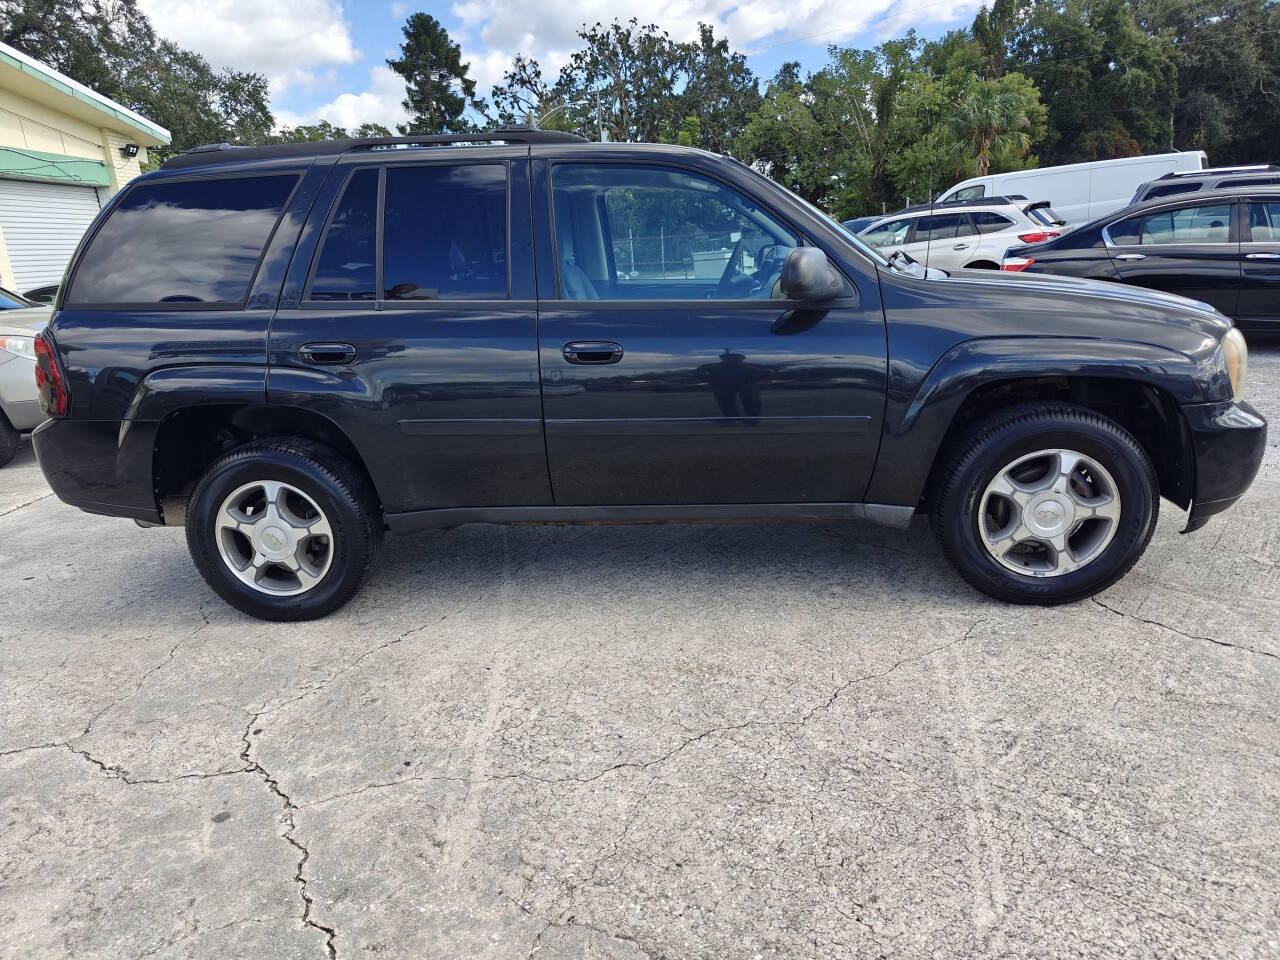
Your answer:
(274, 65), (410, 132)
(137, 0), (361, 96)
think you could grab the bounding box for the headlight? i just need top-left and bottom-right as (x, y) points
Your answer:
(0, 335), (35, 360)
(1221, 327), (1248, 403)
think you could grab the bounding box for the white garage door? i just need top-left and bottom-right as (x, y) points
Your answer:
(0, 179), (102, 292)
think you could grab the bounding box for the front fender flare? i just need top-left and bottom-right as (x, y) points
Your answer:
(864, 336), (1210, 507)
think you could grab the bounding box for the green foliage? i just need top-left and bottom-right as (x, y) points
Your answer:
(1009, 0), (1178, 162)
(386, 12), (483, 134)
(265, 121), (393, 143)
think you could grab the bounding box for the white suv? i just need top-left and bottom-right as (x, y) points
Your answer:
(857, 198), (1061, 271)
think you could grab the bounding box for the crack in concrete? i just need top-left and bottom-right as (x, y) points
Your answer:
(0, 492), (52, 517)
(1092, 598), (1278, 662)
(239, 711), (338, 960)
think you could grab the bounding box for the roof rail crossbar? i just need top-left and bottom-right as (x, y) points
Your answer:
(161, 125), (587, 170)
(1159, 163), (1280, 179)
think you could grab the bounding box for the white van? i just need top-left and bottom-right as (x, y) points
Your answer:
(936, 151), (1208, 225)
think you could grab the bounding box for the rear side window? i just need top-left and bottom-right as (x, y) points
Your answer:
(1247, 202), (1280, 242)
(383, 164), (506, 300)
(309, 169), (378, 301)
(67, 174), (296, 306)
(970, 211), (1014, 234)
(1142, 182), (1200, 201)
(915, 213), (967, 242)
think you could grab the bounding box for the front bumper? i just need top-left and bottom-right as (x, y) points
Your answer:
(1181, 399), (1267, 532)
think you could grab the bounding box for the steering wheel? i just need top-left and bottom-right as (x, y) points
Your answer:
(716, 237), (746, 297)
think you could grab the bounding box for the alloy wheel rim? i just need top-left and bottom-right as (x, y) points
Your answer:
(214, 480), (334, 596)
(978, 448), (1121, 578)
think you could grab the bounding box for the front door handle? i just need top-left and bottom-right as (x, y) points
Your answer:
(953, 243), (969, 250)
(1114, 253), (1146, 261)
(300, 342), (356, 364)
(563, 341), (623, 364)
(1245, 252), (1280, 260)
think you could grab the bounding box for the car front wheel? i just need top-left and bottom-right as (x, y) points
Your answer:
(186, 439), (382, 621)
(931, 403), (1159, 604)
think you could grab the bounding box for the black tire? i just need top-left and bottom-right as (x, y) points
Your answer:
(0, 413), (18, 468)
(185, 438), (382, 621)
(930, 403), (1159, 605)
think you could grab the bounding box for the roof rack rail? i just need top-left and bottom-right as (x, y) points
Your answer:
(161, 125), (588, 170)
(1159, 163), (1280, 179)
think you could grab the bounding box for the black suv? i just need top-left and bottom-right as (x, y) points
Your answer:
(1003, 184), (1280, 328)
(31, 129), (1265, 620)
(1130, 164), (1280, 205)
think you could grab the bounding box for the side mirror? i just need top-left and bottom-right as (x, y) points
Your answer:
(780, 247), (845, 301)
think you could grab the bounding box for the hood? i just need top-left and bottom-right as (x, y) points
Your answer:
(944, 266), (1232, 342)
(0, 306), (51, 338)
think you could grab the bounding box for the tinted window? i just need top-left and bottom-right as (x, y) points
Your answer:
(915, 213), (966, 242)
(1108, 216), (1142, 245)
(1134, 203), (1233, 244)
(383, 164), (506, 300)
(1143, 182), (1200, 201)
(309, 169), (378, 301)
(551, 164), (798, 301)
(971, 211), (1014, 234)
(1247, 201), (1280, 242)
(949, 185), (985, 201)
(861, 218), (911, 248)
(67, 175), (295, 305)
(1229, 177), (1280, 188)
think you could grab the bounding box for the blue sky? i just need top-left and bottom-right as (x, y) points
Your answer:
(135, 0), (984, 132)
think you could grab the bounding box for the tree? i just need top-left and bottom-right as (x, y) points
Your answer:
(265, 121), (393, 143)
(948, 74), (1041, 176)
(674, 24), (761, 153)
(1008, 0), (1177, 163)
(386, 13), (482, 134)
(552, 20), (684, 142)
(488, 54), (550, 126)
(0, 0), (273, 157)
(1134, 0), (1280, 164)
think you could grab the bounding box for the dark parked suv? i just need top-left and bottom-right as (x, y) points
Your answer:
(32, 129), (1265, 620)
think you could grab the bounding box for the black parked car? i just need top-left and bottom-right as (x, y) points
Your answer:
(1003, 185), (1280, 329)
(31, 128), (1264, 620)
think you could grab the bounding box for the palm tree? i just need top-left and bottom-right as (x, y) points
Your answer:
(949, 80), (1032, 178)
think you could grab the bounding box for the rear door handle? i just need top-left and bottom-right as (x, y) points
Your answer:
(563, 341), (623, 364)
(1114, 253), (1146, 261)
(953, 243), (969, 250)
(1245, 252), (1280, 260)
(300, 342), (356, 364)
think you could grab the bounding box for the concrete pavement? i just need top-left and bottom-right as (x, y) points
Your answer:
(1, 349), (1277, 960)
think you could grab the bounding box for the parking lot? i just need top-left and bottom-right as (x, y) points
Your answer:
(0, 346), (1275, 959)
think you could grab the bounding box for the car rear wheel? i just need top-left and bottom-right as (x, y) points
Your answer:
(931, 403), (1159, 604)
(186, 439), (382, 621)
(0, 413), (18, 468)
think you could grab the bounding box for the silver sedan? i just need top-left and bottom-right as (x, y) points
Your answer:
(0, 305), (50, 467)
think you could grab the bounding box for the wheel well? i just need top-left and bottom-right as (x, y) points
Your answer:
(963, 260), (1000, 270)
(152, 405), (381, 524)
(924, 376), (1193, 509)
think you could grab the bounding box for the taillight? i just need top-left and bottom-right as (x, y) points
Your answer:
(33, 330), (68, 417)
(1017, 231), (1059, 243)
(1001, 257), (1036, 272)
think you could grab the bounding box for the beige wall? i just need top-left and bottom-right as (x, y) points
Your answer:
(0, 87), (104, 163)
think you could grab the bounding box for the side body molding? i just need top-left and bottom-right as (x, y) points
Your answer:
(863, 336), (1210, 508)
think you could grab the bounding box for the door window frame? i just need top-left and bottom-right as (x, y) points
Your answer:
(545, 158), (853, 308)
(301, 159), (515, 311)
(1102, 199), (1239, 248)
